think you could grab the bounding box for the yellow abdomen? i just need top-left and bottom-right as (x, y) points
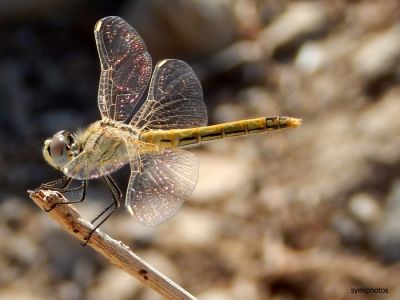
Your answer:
(139, 116), (302, 148)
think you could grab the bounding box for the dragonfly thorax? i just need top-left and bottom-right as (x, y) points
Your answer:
(99, 119), (140, 138)
(43, 130), (80, 171)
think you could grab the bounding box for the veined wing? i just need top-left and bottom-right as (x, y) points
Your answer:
(130, 59), (208, 130)
(95, 16), (152, 122)
(125, 141), (199, 226)
(63, 128), (131, 179)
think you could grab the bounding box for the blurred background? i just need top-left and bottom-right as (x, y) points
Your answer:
(1, 0), (400, 299)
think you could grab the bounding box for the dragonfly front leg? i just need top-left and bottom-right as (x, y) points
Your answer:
(36, 176), (72, 191)
(36, 177), (88, 212)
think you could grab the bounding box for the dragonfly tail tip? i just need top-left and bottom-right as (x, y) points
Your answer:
(288, 117), (302, 128)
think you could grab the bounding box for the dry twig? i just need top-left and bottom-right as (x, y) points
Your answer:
(28, 189), (197, 300)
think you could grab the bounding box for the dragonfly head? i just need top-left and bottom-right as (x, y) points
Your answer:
(43, 131), (80, 171)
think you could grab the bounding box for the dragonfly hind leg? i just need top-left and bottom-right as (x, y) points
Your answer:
(82, 175), (122, 246)
(36, 176), (88, 212)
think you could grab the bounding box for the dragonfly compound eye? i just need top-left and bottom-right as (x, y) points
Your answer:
(49, 131), (74, 167)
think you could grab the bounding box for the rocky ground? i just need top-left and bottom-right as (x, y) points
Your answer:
(1, 1), (400, 299)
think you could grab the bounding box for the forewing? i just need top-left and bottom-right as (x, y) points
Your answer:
(130, 59), (207, 130)
(125, 142), (199, 225)
(63, 129), (130, 179)
(95, 16), (152, 121)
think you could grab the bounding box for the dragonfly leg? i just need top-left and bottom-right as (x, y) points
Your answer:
(35, 176), (72, 191)
(82, 175), (122, 246)
(36, 177), (87, 212)
(44, 180), (88, 212)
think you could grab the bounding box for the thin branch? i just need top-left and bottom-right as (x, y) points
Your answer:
(28, 189), (197, 300)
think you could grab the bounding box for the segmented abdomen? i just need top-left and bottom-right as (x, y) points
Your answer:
(139, 116), (302, 148)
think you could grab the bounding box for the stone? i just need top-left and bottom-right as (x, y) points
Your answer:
(348, 193), (381, 224)
(191, 151), (253, 204)
(157, 208), (221, 247)
(296, 42), (327, 73)
(371, 179), (400, 262)
(259, 1), (329, 52)
(87, 267), (141, 300)
(353, 25), (400, 79)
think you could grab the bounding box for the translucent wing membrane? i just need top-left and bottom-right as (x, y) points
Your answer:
(64, 128), (130, 179)
(131, 59), (208, 130)
(95, 16), (152, 122)
(125, 142), (199, 226)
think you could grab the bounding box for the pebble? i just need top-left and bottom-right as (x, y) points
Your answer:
(157, 208), (221, 247)
(236, 87), (280, 117)
(198, 288), (233, 300)
(191, 151), (253, 204)
(386, 178), (400, 209)
(231, 278), (260, 300)
(58, 282), (82, 300)
(139, 289), (164, 300)
(353, 25), (400, 79)
(106, 214), (157, 246)
(0, 290), (43, 300)
(213, 103), (247, 123)
(357, 88), (400, 163)
(139, 250), (180, 283)
(87, 267), (141, 300)
(0, 197), (33, 229)
(295, 42), (327, 73)
(371, 179), (400, 262)
(259, 1), (329, 52)
(348, 193), (381, 224)
(331, 213), (364, 245)
(205, 40), (263, 73)
(5, 233), (40, 266)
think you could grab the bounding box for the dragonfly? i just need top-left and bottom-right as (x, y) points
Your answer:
(39, 16), (302, 244)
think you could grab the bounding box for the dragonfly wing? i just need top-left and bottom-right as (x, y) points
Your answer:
(125, 142), (199, 225)
(130, 59), (208, 130)
(63, 129), (130, 179)
(95, 16), (152, 122)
